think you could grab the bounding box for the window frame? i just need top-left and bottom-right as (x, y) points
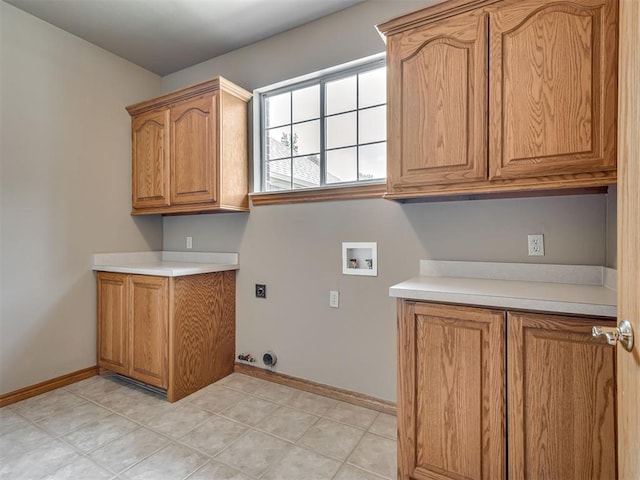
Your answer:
(251, 53), (387, 205)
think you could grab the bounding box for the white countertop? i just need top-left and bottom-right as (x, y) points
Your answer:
(390, 261), (617, 317)
(93, 251), (239, 277)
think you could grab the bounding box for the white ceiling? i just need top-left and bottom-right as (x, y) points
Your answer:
(5, 0), (367, 76)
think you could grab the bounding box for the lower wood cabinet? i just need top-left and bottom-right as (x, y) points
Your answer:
(397, 300), (617, 480)
(507, 312), (617, 479)
(97, 270), (236, 402)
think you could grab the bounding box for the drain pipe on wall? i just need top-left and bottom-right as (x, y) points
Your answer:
(262, 351), (277, 371)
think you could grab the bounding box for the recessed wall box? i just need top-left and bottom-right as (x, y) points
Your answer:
(342, 242), (377, 276)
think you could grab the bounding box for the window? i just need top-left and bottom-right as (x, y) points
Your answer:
(257, 56), (386, 199)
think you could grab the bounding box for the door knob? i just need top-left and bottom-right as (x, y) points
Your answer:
(592, 319), (634, 352)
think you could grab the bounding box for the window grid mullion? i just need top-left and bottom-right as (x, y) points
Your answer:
(356, 73), (360, 183)
(324, 102), (384, 119)
(320, 79), (326, 186)
(261, 94), (267, 192)
(326, 140), (385, 153)
(289, 91), (293, 189)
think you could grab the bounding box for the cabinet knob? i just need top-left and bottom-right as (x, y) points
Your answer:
(592, 319), (634, 352)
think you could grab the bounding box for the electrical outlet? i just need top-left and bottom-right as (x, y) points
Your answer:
(186, 236), (193, 249)
(329, 290), (339, 308)
(528, 234), (545, 256)
(255, 284), (266, 299)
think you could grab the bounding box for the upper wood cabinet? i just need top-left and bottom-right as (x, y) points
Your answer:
(489, 0), (618, 180)
(170, 94), (218, 206)
(379, 0), (618, 200)
(387, 9), (488, 187)
(131, 109), (170, 208)
(127, 77), (251, 215)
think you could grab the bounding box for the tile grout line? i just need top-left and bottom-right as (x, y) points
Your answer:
(4, 402), (96, 475)
(4, 374), (397, 480)
(41, 387), (200, 476)
(342, 429), (396, 480)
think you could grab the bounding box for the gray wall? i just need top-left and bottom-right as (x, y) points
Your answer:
(164, 196), (608, 401)
(0, 2), (163, 394)
(162, 0), (613, 401)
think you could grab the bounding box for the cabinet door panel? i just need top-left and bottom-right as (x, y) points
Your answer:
(387, 11), (487, 189)
(170, 94), (218, 205)
(97, 272), (129, 375)
(489, 0), (617, 179)
(508, 312), (617, 479)
(398, 301), (505, 480)
(131, 109), (170, 208)
(129, 275), (168, 388)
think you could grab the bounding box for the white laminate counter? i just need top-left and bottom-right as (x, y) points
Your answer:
(390, 261), (617, 317)
(93, 251), (239, 277)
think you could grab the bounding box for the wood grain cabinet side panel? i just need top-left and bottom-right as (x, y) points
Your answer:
(128, 275), (169, 389)
(131, 109), (171, 208)
(387, 10), (488, 190)
(219, 91), (249, 210)
(96, 272), (129, 376)
(168, 271), (235, 402)
(489, 0), (618, 180)
(507, 312), (617, 480)
(170, 93), (219, 206)
(217, 270), (237, 380)
(398, 301), (506, 480)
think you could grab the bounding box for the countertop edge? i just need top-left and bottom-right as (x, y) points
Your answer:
(92, 263), (239, 277)
(390, 270), (617, 318)
(389, 286), (617, 318)
(92, 251), (240, 277)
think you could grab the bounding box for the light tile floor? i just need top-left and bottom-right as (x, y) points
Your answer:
(0, 373), (397, 480)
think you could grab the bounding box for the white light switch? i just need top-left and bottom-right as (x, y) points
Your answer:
(329, 290), (339, 308)
(186, 236), (193, 249)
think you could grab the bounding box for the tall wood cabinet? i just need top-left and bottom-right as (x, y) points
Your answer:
(97, 270), (236, 401)
(397, 300), (617, 480)
(127, 77), (251, 215)
(379, 0), (618, 200)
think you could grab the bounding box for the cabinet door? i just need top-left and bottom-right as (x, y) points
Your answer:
(96, 272), (129, 375)
(129, 275), (168, 389)
(170, 94), (218, 205)
(398, 301), (505, 480)
(508, 312), (617, 479)
(131, 109), (170, 208)
(387, 10), (487, 190)
(489, 0), (618, 180)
